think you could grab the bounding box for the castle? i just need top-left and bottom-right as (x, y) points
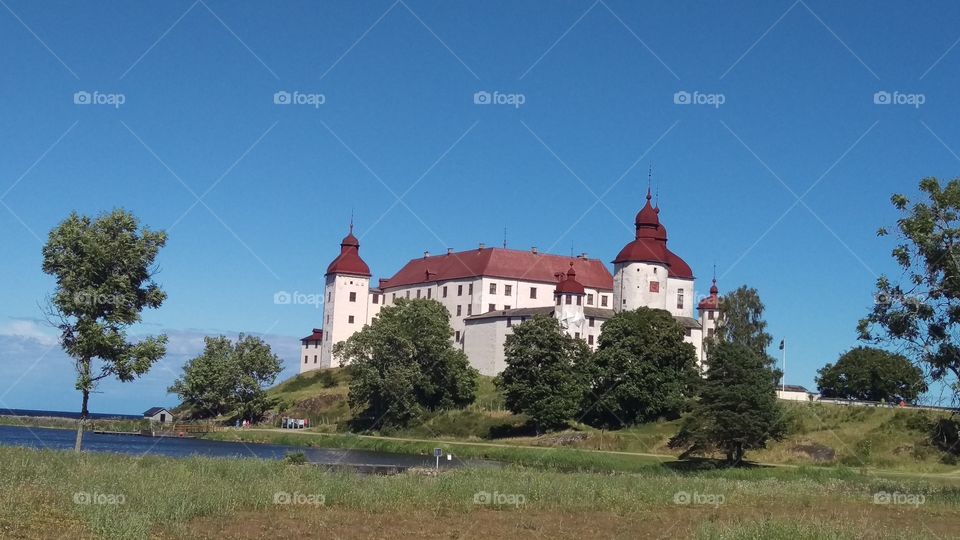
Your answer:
(300, 188), (720, 376)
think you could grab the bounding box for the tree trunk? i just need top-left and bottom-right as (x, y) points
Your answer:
(727, 443), (744, 466)
(75, 360), (91, 452)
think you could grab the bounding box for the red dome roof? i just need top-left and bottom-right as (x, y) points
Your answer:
(554, 264), (586, 295)
(614, 187), (694, 280)
(325, 225), (371, 277)
(698, 278), (720, 311)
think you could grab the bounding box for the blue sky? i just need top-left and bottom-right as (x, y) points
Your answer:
(2, 0), (960, 413)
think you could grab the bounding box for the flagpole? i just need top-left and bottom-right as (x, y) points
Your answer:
(781, 340), (786, 392)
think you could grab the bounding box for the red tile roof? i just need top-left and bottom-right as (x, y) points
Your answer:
(613, 188), (694, 280)
(301, 328), (323, 342)
(697, 278), (720, 311)
(554, 264), (586, 294)
(381, 248), (614, 290)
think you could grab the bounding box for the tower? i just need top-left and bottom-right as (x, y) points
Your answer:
(320, 223), (371, 368)
(612, 188), (672, 312)
(697, 276), (721, 368)
(554, 263), (586, 340)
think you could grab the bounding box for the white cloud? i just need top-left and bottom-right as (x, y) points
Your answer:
(0, 319), (58, 346)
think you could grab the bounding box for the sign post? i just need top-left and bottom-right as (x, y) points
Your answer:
(434, 447), (442, 470)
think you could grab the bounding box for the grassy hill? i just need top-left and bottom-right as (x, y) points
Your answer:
(263, 368), (958, 472)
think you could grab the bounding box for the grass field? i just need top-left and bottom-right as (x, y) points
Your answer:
(0, 446), (957, 539)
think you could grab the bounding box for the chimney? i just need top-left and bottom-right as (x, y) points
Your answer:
(479, 242), (486, 250)
(424, 251), (430, 259)
(579, 252), (587, 260)
(447, 248), (453, 255)
(531, 246), (538, 255)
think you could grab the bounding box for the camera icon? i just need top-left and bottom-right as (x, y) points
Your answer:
(73, 91), (91, 105)
(73, 492), (91, 505)
(273, 291), (292, 305)
(873, 491), (891, 504)
(673, 491), (690, 505)
(473, 491), (491, 504)
(274, 91), (291, 105)
(673, 91), (691, 105)
(273, 491), (292, 504)
(873, 91), (891, 105)
(473, 91), (491, 105)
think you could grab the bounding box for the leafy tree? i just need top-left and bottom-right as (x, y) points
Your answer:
(817, 347), (927, 403)
(715, 285), (775, 365)
(669, 341), (786, 465)
(859, 177), (960, 401)
(169, 334), (283, 421)
(335, 299), (478, 429)
(496, 316), (591, 433)
(581, 308), (699, 428)
(42, 209), (168, 451)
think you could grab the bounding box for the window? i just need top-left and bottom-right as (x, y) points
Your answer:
(708, 311), (714, 320)
(588, 316), (595, 328)
(677, 289), (684, 309)
(327, 292), (332, 302)
(427, 289), (432, 299)
(489, 283), (497, 294)
(456, 305), (462, 316)
(588, 335), (594, 346)
(565, 295), (572, 305)
(530, 287), (537, 299)
(416, 290), (421, 299)
(489, 303), (496, 312)
(313, 355), (317, 363)
(576, 296), (582, 306)
(392, 293), (396, 302)
(326, 314), (330, 324)
(575, 332), (580, 340)
(349, 292), (357, 302)
(304, 355), (308, 364)
(443, 286), (448, 298)
(468, 283), (473, 295)
(348, 315), (355, 324)
(372, 293), (379, 304)
(556, 296), (561, 305)
(587, 293), (594, 305)
(458, 284), (463, 296)
(601, 295), (608, 307)
(708, 328), (715, 337)
(506, 317), (512, 327)
(406, 290), (410, 299)
(467, 304), (472, 315)
(455, 330), (461, 341)
(684, 328), (692, 337)
(504, 305), (511, 310)
(504, 284), (512, 296)
(649, 281), (660, 293)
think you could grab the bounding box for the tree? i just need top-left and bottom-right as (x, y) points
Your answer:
(41, 209), (168, 451)
(715, 285), (775, 365)
(817, 347), (927, 403)
(496, 316), (591, 433)
(169, 334), (283, 420)
(859, 177), (960, 401)
(669, 341), (786, 465)
(334, 299), (478, 429)
(581, 308), (699, 428)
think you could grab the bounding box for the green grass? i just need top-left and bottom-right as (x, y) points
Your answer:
(0, 446), (956, 539)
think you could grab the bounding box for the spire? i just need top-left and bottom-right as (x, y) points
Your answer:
(503, 226), (507, 249)
(349, 208), (354, 234)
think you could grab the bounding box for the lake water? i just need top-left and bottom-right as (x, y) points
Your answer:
(0, 425), (484, 469)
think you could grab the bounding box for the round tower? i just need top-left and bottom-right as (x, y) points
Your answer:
(320, 223), (372, 368)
